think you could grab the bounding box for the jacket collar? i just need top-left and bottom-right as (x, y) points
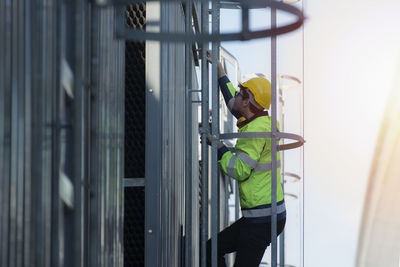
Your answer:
(237, 111), (269, 128)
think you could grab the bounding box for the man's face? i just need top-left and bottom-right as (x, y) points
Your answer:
(233, 89), (248, 114)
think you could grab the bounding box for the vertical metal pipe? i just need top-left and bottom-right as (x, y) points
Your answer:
(234, 183), (239, 221)
(16, 2), (27, 266)
(118, 23), (125, 267)
(23, 0), (33, 264)
(211, 0), (220, 267)
(279, 231), (285, 267)
(37, 0), (63, 265)
(184, 0), (193, 266)
(224, 175), (229, 228)
(301, 2), (305, 266)
(89, 6), (100, 266)
(103, 10), (111, 266)
(73, 0), (86, 266)
(270, 2), (278, 267)
(278, 79), (285, 267)
(145, 2), (162, 266)
(84, 7), (91, 265)
(9, 2), (19, 264)
(0, 0), (8, 262)
(30, 0), (48, 264)
(51, 0), (63, 264)
(200, 0), (209, 265)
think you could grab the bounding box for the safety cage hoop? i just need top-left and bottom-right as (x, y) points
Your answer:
(99, 0), (304, 42)
(219, 131), (305, 151)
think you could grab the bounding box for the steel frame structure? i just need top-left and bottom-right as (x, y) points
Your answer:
(110, 0), (304, 267)
(104, 0), (304, 43)
(0, 0), (304, 266)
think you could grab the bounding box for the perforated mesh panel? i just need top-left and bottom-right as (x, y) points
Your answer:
(125, 3), (146, 179)
(124, 187), (145, 267)
(124, 3), (146, 267)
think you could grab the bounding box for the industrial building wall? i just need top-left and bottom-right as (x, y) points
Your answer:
(143, 2), (200, 266)
(89, 5), (125, 267)
(0, 1), (124, 267)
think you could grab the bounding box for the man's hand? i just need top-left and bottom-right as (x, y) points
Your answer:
(197, 48), (226, 78)
(217, 141), (224, 149)
(206, 49), (212, 63)
(195, 48), (212, 63)
(201, 133), (224, 149)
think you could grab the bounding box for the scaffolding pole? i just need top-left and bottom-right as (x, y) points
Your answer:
(270, 2), (278, 267)
(200, 0), (209, 266)
(185, 1), (193, 266)
(278, 77), (285, 267)
(110, 2), (305, 266)
(211, 1), (220, 267)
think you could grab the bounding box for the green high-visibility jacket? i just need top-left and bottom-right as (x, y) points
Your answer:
(218, 113), (286, 222)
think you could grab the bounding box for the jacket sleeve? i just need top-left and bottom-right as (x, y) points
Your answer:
(218, 75), (242, 119)
(218, 137), (266, 182)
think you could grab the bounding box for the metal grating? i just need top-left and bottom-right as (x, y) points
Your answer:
(124, 187), (145, 267)
(124, 3), (146, 267)
(125, 3), (146, 178)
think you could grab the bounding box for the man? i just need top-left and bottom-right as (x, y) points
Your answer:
(206, 51), (286, 267)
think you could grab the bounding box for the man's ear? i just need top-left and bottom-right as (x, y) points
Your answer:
(242, 98), (250, 107)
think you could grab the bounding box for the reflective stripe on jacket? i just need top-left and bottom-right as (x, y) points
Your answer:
(218, 114), (285, 219)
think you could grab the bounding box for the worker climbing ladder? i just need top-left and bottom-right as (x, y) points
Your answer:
(111, 0), (305, 266)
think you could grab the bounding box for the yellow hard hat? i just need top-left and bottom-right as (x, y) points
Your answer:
(241, 77), (271, 110)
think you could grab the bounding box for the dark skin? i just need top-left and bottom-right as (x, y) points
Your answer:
(232, 88), (256, 121)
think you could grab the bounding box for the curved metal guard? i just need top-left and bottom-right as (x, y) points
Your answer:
(284, 193), (298, 201)
(244, 73), (301, 90)
(279, 74), (301, 90)
(114, 0), (304, 42)
(283, 172), (301, 183)
(219, 131), (305, 151)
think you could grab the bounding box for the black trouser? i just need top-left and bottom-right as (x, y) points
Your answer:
(206, 217), (286, 267)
